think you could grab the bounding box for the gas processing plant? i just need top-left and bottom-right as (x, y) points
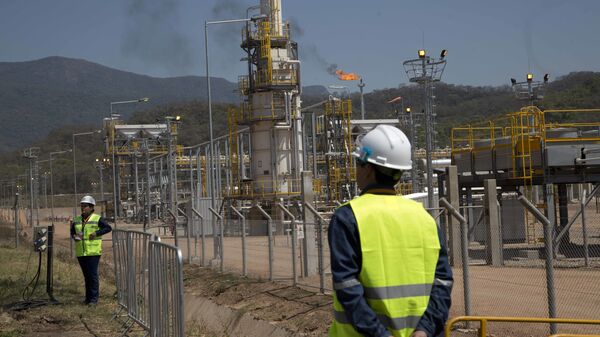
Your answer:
(96, 0), (600, 254)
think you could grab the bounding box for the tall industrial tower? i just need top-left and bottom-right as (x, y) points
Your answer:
(238, 0), (303, 198)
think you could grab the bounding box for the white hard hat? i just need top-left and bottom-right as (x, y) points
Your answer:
(352, 124), (412, 170)
(80, 195), (96, 206)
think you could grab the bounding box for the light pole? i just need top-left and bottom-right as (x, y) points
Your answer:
(403, 49), (447, 208)
(204, 14), (267, 209)
(205, 15), (266, 257)
(72, 130), (101, 221)
(95, 158), (107, 207)
(109, 98), (149, 224)
(510, 73), (549, 107)
(405, 107), (419, 193)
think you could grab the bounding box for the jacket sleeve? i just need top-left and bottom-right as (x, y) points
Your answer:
(96, 217), (112, 236)
(328, 205), (390, 337)
(414, 224), (453, 337)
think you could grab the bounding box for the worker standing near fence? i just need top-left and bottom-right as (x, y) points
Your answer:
(328, 125), (453, 337)
(70, 195), (112, 306)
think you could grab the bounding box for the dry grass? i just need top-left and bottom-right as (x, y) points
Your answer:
(0, 224), (136, 337)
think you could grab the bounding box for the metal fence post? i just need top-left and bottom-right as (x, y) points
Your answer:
(230, 206), (247, 276)
(253, 205), (273, 282)
(167, 208), (178, 247)
(177, 207), (190, 264)
(518, 192), (557, 334)
(277, 203), (297, 286)
(209, 207), (223, 272)
(192, 207), (205, 266)
(13, 193), (19, 248)
(304, 202), (327, 294)
(440, 197), (471, 320)
(581, 190), (590, 267)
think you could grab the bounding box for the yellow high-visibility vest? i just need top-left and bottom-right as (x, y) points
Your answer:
(329, 194), (440, 337)
(73, 213), (103, 257)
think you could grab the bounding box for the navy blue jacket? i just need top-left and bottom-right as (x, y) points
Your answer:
(328, 185), (453, 337)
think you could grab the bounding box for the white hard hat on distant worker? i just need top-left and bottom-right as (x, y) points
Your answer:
(80, 195), (96, 206)
(352, 124), (412, 170)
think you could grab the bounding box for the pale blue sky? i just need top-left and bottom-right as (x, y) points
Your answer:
(1, 0), (599, 91)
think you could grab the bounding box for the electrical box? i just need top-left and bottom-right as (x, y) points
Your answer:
(33, 226), (49, 252)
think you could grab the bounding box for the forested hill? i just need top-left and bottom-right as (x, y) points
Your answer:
(0, 56), (237, 153)
(352, 72), (600, 146)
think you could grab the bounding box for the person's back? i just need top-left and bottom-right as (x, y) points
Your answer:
(328, 125), (452, 337)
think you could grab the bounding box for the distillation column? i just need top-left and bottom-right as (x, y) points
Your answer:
(240, 0), (303, 197)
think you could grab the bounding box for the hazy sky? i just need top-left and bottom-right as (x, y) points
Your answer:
(1, 0), (599, 91)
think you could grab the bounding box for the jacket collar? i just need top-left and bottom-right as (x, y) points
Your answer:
(360, 183), (396, 196)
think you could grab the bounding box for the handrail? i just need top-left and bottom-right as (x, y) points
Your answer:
(445, 316), (600, 337)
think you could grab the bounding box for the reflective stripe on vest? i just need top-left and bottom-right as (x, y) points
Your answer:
(73, 213), (103, 257)
(329, 194), (440, 337)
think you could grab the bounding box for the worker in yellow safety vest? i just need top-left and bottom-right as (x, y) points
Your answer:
(328, 125), (453, 337)
(70, 195), (112, 306)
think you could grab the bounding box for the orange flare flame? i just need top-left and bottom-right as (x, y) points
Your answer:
(336, 69), (360, 81)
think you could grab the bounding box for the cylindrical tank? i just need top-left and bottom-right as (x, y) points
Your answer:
(261, 0), (283, 36)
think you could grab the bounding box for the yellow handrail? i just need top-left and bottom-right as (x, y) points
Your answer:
(445, 316), (600, 337)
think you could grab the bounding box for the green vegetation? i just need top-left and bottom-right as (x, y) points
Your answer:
(1, 68), (600, 198)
